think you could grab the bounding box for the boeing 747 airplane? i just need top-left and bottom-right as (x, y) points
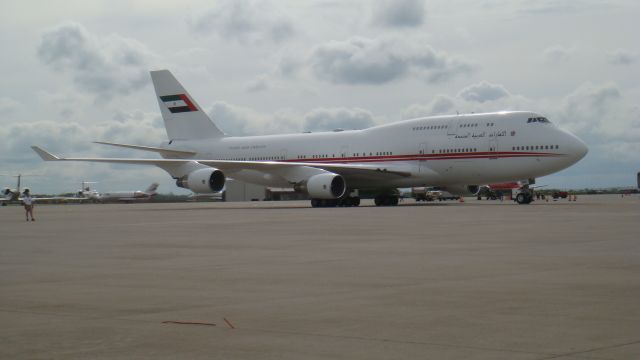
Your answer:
(32, 70), (588, 206)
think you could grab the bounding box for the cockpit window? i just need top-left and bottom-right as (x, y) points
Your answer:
(527, 117), (550, 124)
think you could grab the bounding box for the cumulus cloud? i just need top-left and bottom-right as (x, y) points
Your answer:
(519, 1), (601, 15)
(402, 95), (456, 118)
(371, 0), (425, 28)
(608, 49), (637, 65)
(1, 113), (165, 161)
(555, 82), (640, 163)
(542, 45), (573, 63)
(556, 82), (622, 134)
(208, 102), (378, 136)
(457, 81), (510, 102)
(402, 81), (515, 118)
(188, 0), (294, 43)
(208, 102), (300, 136)
(245, 75), (270, 92)
(309, 36), (472, 85)
(303, 108), (375, 132)
(37, 23), (154, 99)
(0, 97), (21, 114)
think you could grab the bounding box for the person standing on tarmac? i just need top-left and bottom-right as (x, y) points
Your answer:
(22, 189), (35, 221)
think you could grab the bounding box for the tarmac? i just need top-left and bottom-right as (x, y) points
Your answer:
(1, 194), (639, 359)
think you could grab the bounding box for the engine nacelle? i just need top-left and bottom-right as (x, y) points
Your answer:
(297, 173), (347, 199)
(443, 185), (480, 196)
(177, 168), (226, 193)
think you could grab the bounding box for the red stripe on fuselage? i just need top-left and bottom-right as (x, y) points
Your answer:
(280, 151), (563, 163)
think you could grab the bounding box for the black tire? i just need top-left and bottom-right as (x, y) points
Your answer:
(374, 196), (383, 206)
(311, 199), (320, 207)
(516, 193), (528, 205)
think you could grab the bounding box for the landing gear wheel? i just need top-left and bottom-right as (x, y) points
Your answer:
(311, 198), (339, 208)
(516, 193), (533, 205)
(374, 195), (399, 206)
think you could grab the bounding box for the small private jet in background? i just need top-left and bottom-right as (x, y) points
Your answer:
(99, 183), (159, 203)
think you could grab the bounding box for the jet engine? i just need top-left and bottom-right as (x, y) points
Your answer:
(443, 185), (480, 196)
(295, 173), (346, 199)
(177, 168), (225, 193)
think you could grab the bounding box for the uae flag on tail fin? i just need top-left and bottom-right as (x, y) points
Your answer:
(160, 94), (198, 113)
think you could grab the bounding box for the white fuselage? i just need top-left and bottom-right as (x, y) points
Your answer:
(160, 111), (588, 190)
(100, 191), (153, 201)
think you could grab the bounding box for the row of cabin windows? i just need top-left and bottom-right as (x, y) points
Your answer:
(527, 117), (550, 123)
(432, 148), (478, 154)
(413, 124), (448, 131)
(218, 156), (285, 161)
(461, 122), (495, 127)
(413, 122), (497, 131)
(512, 145), (559, 151)
(296, 151), (393, 159)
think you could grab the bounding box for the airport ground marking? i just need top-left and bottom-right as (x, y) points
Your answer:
(224, 317), (236, 329)
(162, 320), (216, 326)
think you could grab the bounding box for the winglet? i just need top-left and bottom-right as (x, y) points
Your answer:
(31, 146), (60, 161)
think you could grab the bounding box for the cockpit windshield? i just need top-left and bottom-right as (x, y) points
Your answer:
(527, 117), (550, 124)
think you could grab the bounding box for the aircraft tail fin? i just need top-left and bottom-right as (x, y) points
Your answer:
(150, 70), (225, 141)
(146, 182), (159, 195)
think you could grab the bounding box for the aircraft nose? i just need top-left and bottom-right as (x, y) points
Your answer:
(564, 131), (588, 163)
(575, 136), (588, 160)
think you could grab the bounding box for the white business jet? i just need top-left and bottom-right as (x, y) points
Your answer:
(32, 70), (588, 206)
(99, 183), (159, 203)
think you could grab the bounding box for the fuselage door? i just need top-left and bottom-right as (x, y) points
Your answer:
(488, 138), (498, 159)
(340, 145), (349, 160)
(418, 142), (428, 172)
(447, 116), (460, 136)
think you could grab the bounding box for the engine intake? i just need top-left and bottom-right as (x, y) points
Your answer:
(296, 173), (346, 199)
(177, 168), (225, 193)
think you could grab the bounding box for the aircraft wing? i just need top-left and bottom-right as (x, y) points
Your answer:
(31, 146), (412, 181)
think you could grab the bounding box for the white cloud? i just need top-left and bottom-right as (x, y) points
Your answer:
(208, 102), (378, 136)
(245, 75), (270, 93)
(208, 102), (299, 136)
(309, 36), (472, 85)
(188, 0), (294, 44)
(608, 49), (637, 65)
(457, 81), (510, 103)
(542, 45), (574, 63)
(37, 23), (154, 99)
(303, 108), (375, 132)
(371, 0), (425, 28)
(0, 97), (21, 114)
(557, 82), (622, 134)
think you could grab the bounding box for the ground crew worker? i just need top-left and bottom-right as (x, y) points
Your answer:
(22, 189), (35, 221)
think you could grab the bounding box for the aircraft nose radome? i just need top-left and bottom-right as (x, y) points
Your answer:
(564, 131), (588, 162)
(576, 136), (589, 160)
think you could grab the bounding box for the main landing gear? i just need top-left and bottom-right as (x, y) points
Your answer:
(374, 194), (399, 206)
(515, 185), (534, 205)
(310, 196), (361, 208)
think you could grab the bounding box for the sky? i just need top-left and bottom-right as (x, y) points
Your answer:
(1, 0), (639, 194)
